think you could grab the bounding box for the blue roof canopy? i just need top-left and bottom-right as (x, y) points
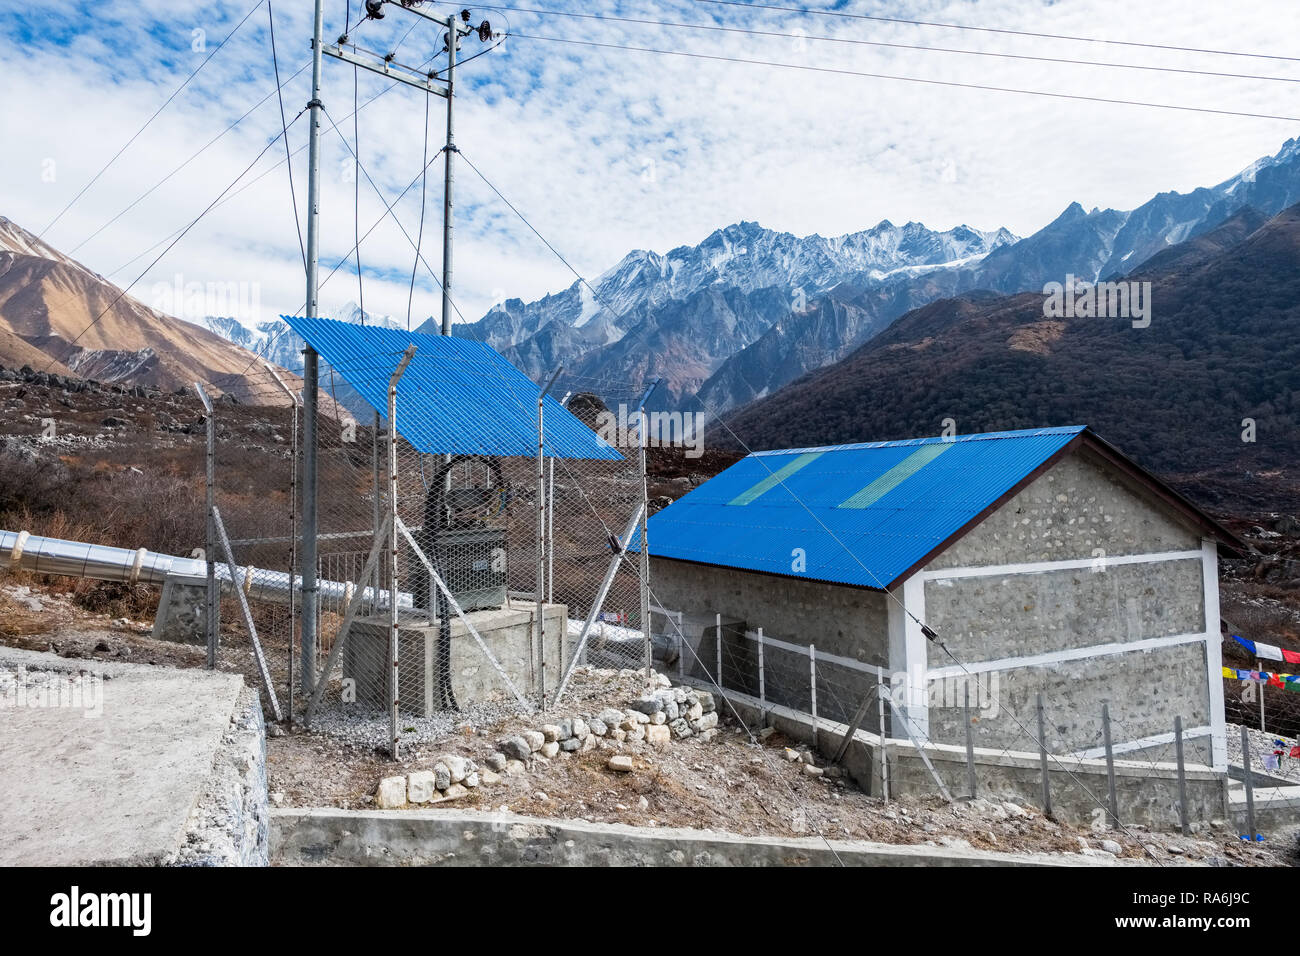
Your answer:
(634, 427), (1088, 590)
(283, 315), (622, 460)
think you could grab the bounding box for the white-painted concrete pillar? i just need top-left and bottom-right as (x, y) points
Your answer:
(887, 576), (929, 741)
(1201, 538), (1227, 772)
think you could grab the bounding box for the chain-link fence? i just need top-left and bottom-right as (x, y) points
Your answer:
(642, 592), (1254, 841)
(197, 348), (656, 757)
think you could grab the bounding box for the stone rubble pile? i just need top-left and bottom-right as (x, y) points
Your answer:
(376, 751), (499, 809)
(374, 676), (722, 808)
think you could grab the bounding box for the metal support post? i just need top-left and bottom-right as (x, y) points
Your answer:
(195, 383), (217, 670)
(1175, 715), (1190, 836)
(386, 347), (416, 759)
(1102, 702), (1119, 829)
(1036, 693), (1053, 818)
(963, 682), (977, 799)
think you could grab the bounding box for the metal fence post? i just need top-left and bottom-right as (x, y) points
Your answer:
(387, 347), (415, 760)
(808, 643), (817, 724)
(1036, 693), (1053, 818)
(877, 670), (889, 801)
(196, 383), (217, 671)
(963, 682), (977, 799)
(1102, 702), (1119, 829)
(547, 456), (554, 606)
(757, 626), (766, 718)
(715, 612), (722, 688)
(1259, 664), (1266, 733)
(1240, 723), (1257, 842)
(1174, 715), (1190, 836)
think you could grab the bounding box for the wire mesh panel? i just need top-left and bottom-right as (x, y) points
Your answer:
(200, 378), (301, 719)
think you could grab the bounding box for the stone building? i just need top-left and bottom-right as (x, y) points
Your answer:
(643, 426), (1241, 770)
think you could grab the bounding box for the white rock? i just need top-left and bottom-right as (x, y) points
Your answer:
(440, 754), (471, 784)
(541, 741), (560, 758)
(376, 775), (407, 809)
(522, 730), (546, 752)
(541, 724), (562, 743)
(608, 755), (635, 773)
(407, 770), (437, 803)
(645, 724), (671, 744)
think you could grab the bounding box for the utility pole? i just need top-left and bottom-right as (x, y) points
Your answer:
(299, 1), (491, 702)
(442, 15), (461, 336)
(300, 0), (326, 696)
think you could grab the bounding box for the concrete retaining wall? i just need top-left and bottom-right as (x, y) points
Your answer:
(717, 686), (1231, 832)
(270, 808), (1108, 867)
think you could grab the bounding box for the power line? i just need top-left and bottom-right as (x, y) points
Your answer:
(457, 150), (612, 314)
(206, 117), (467, 390)
(322, 104), (471, 323)
(269, 0), (307, 273)
(693, 0), (1300, 64)
(408, 91), (433, 331)
(45, 113), (305, 369)
(38, 0), (268, 239)
(102, 44), (441, 285)
(481, 5), (1300, 85)
(66, 59), (312, 257)
(511, 32), (1300, 123)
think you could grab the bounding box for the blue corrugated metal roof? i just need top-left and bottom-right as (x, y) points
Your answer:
(282, 315), (622, 460)
(634, 426), (1087, 589)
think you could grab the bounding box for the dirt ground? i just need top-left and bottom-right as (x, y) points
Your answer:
(2, 582), (1292, 867)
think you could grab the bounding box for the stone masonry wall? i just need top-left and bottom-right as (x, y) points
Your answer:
(927, 446), (1201, 570)
(919, 446), (1213, 761)
(650, 558), (889, 731)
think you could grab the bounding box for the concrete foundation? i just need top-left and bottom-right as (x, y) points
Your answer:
(0, 646), (261, 865)
(715, 683), (1232, 832)
(270, 808), (1113, 867)
(152, 571), (216, 645)
(342, 604), (567, 714)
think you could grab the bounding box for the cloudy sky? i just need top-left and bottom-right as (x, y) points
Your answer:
(2, 0), (1298, 328)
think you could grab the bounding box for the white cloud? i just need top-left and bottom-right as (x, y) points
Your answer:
(2, 0), (1298, 328)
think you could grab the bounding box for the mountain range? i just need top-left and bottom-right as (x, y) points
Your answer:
(722, 201), (1300, 513)
(0, 217), (305, 405)
(190, 136), (1300, 425)
(423, 136), (1300, 414)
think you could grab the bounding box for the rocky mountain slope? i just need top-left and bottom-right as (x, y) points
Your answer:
(0, 217), (304, 405)
(438, 136), (1300, 415)
(721, 203), (1300, 513)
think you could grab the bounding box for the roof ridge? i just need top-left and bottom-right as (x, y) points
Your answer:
(749, 425), (1087, 457)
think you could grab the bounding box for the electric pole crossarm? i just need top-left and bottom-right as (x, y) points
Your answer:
(323, 43), (450, 96)
(382, 2), (475, 34)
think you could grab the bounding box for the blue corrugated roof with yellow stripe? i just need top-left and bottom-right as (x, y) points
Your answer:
(635, 426), (1087, 590)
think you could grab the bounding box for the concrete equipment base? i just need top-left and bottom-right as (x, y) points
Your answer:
(343, 604), (566, 714)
